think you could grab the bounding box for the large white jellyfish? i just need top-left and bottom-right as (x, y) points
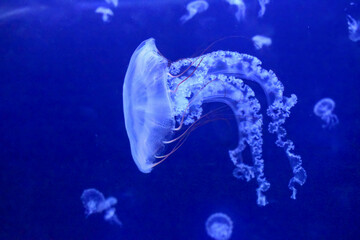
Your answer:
(123, 38), (307, 206)
(347, 15), (360, 42)
(81, 188), (122, 226)
(252, 35), (272, 50)
(258, 0), (270, 18)
(95, 7), (113, 22)
(225, 0), (246, 21)
(180, 0), (209, 24)
(205, 213), (233, 240)
(313, 98), (339, 128)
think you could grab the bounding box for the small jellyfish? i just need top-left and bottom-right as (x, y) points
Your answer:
(252, 35), (272, 50)
(347, 15), (360, 42)
(95, 7), (113, 22)
(180, 0), (209, 24)
(313, 98), (339, 128)
(105, 0), (118, 8)
(104, 208), (122, 226)
(258, 0), (270, 18)
(225, 0), (246, 21)
(205, 213), (233, 240)
(81, 188), (121, 226)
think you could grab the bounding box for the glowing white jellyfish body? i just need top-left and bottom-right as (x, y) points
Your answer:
(205, 213), (233, 240)
(225, 0), (246, 21)
(180, 0), (209, 24)
(313, 98), (339, 128)
(95, 7), (113, 22)
(252, 35), (272, 49)
(258, 0), (270, 17)
(81, 188), (122, 226)
(347, 15), (360, 42)
(123, 38), (307, 206)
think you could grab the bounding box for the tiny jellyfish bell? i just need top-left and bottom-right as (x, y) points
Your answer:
(225, 0), (246, 21)
(313, 98), (339, 128)
(205, 213), (233, 240)
(347, 15), (360, 42)
(252, 35), (272, 50)
(123, 38), (306, 206)
(81, 188), (106, 216)
(180, 0), (209, 24)
(105, 0), (118, 8)
(95, 7), (113, 22)
(258, 0), (270, 18)
(81, 188), (122, 226)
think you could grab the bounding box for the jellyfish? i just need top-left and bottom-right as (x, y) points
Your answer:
(104, 207), (123, 226)
(347, 15), (360, 42)
(252, 35), (272, 50)
(205, 213), (233, 240)
(258, 0), (270, 18)
(95, 7), (113, 22)
(313, 98), (339, 128)
(180, 0), (209, 24)
(105, 0), (118, 8)
(81, 188), (122, 226)
(225, 0), (246, 21)
(123, 38), (306, 206)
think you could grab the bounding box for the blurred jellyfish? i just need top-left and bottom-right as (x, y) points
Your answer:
(123, 38), (306, 206)
(95, 7), (113, 22)
(180, 0), (209, 24)
(105, 0), (118, 8)
(205, 213), (233, 240)
(225, 0), (246, 21)
(347, 15), (360, 42)
(258, 0), (270, 17)
(252, 35), (272, 49)
(81, 188), (122, 226)
(104, 207), (123, 226)
(313, 98), (339, 128)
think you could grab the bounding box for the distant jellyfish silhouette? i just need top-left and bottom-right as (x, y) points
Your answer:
(95, 7), (113, 22)
(225, 0), (246, 21)
(123, 38), (306, 206)
(81, 188), (122, 226)
(347, 15), (360, 42)
(205, 213), (233, 240)
(105, 0), (118, 8)
(180, 0), (209, 24)
(252, 35), (272, 49)
(313, 98), (339, 128)
(258, 0), (270, 18)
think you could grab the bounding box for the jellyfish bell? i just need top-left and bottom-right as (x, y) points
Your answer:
(313, 98), (339, 128)
(123, 38), (306, 205)
(123, 38), (175, 173)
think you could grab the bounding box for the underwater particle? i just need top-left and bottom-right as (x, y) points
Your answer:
(205, 213), (233, 240)
(258, 0), (270, 17)
(180, 0), (209, 24)
(347, 15), (360, 42)
(252, 35), (272, 49)
(95, 6), (113, 22)
(313, 98), (339, 128)
(105, 0), (118, 8)
(123, 38), (306, 206)
(81, 188), (121, 226)
(225, 0), (246, 21)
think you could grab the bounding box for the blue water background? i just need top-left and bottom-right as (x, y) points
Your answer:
(0, 0), (359, 239)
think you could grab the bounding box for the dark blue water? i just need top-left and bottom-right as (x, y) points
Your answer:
(1, 0), (359, 239)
